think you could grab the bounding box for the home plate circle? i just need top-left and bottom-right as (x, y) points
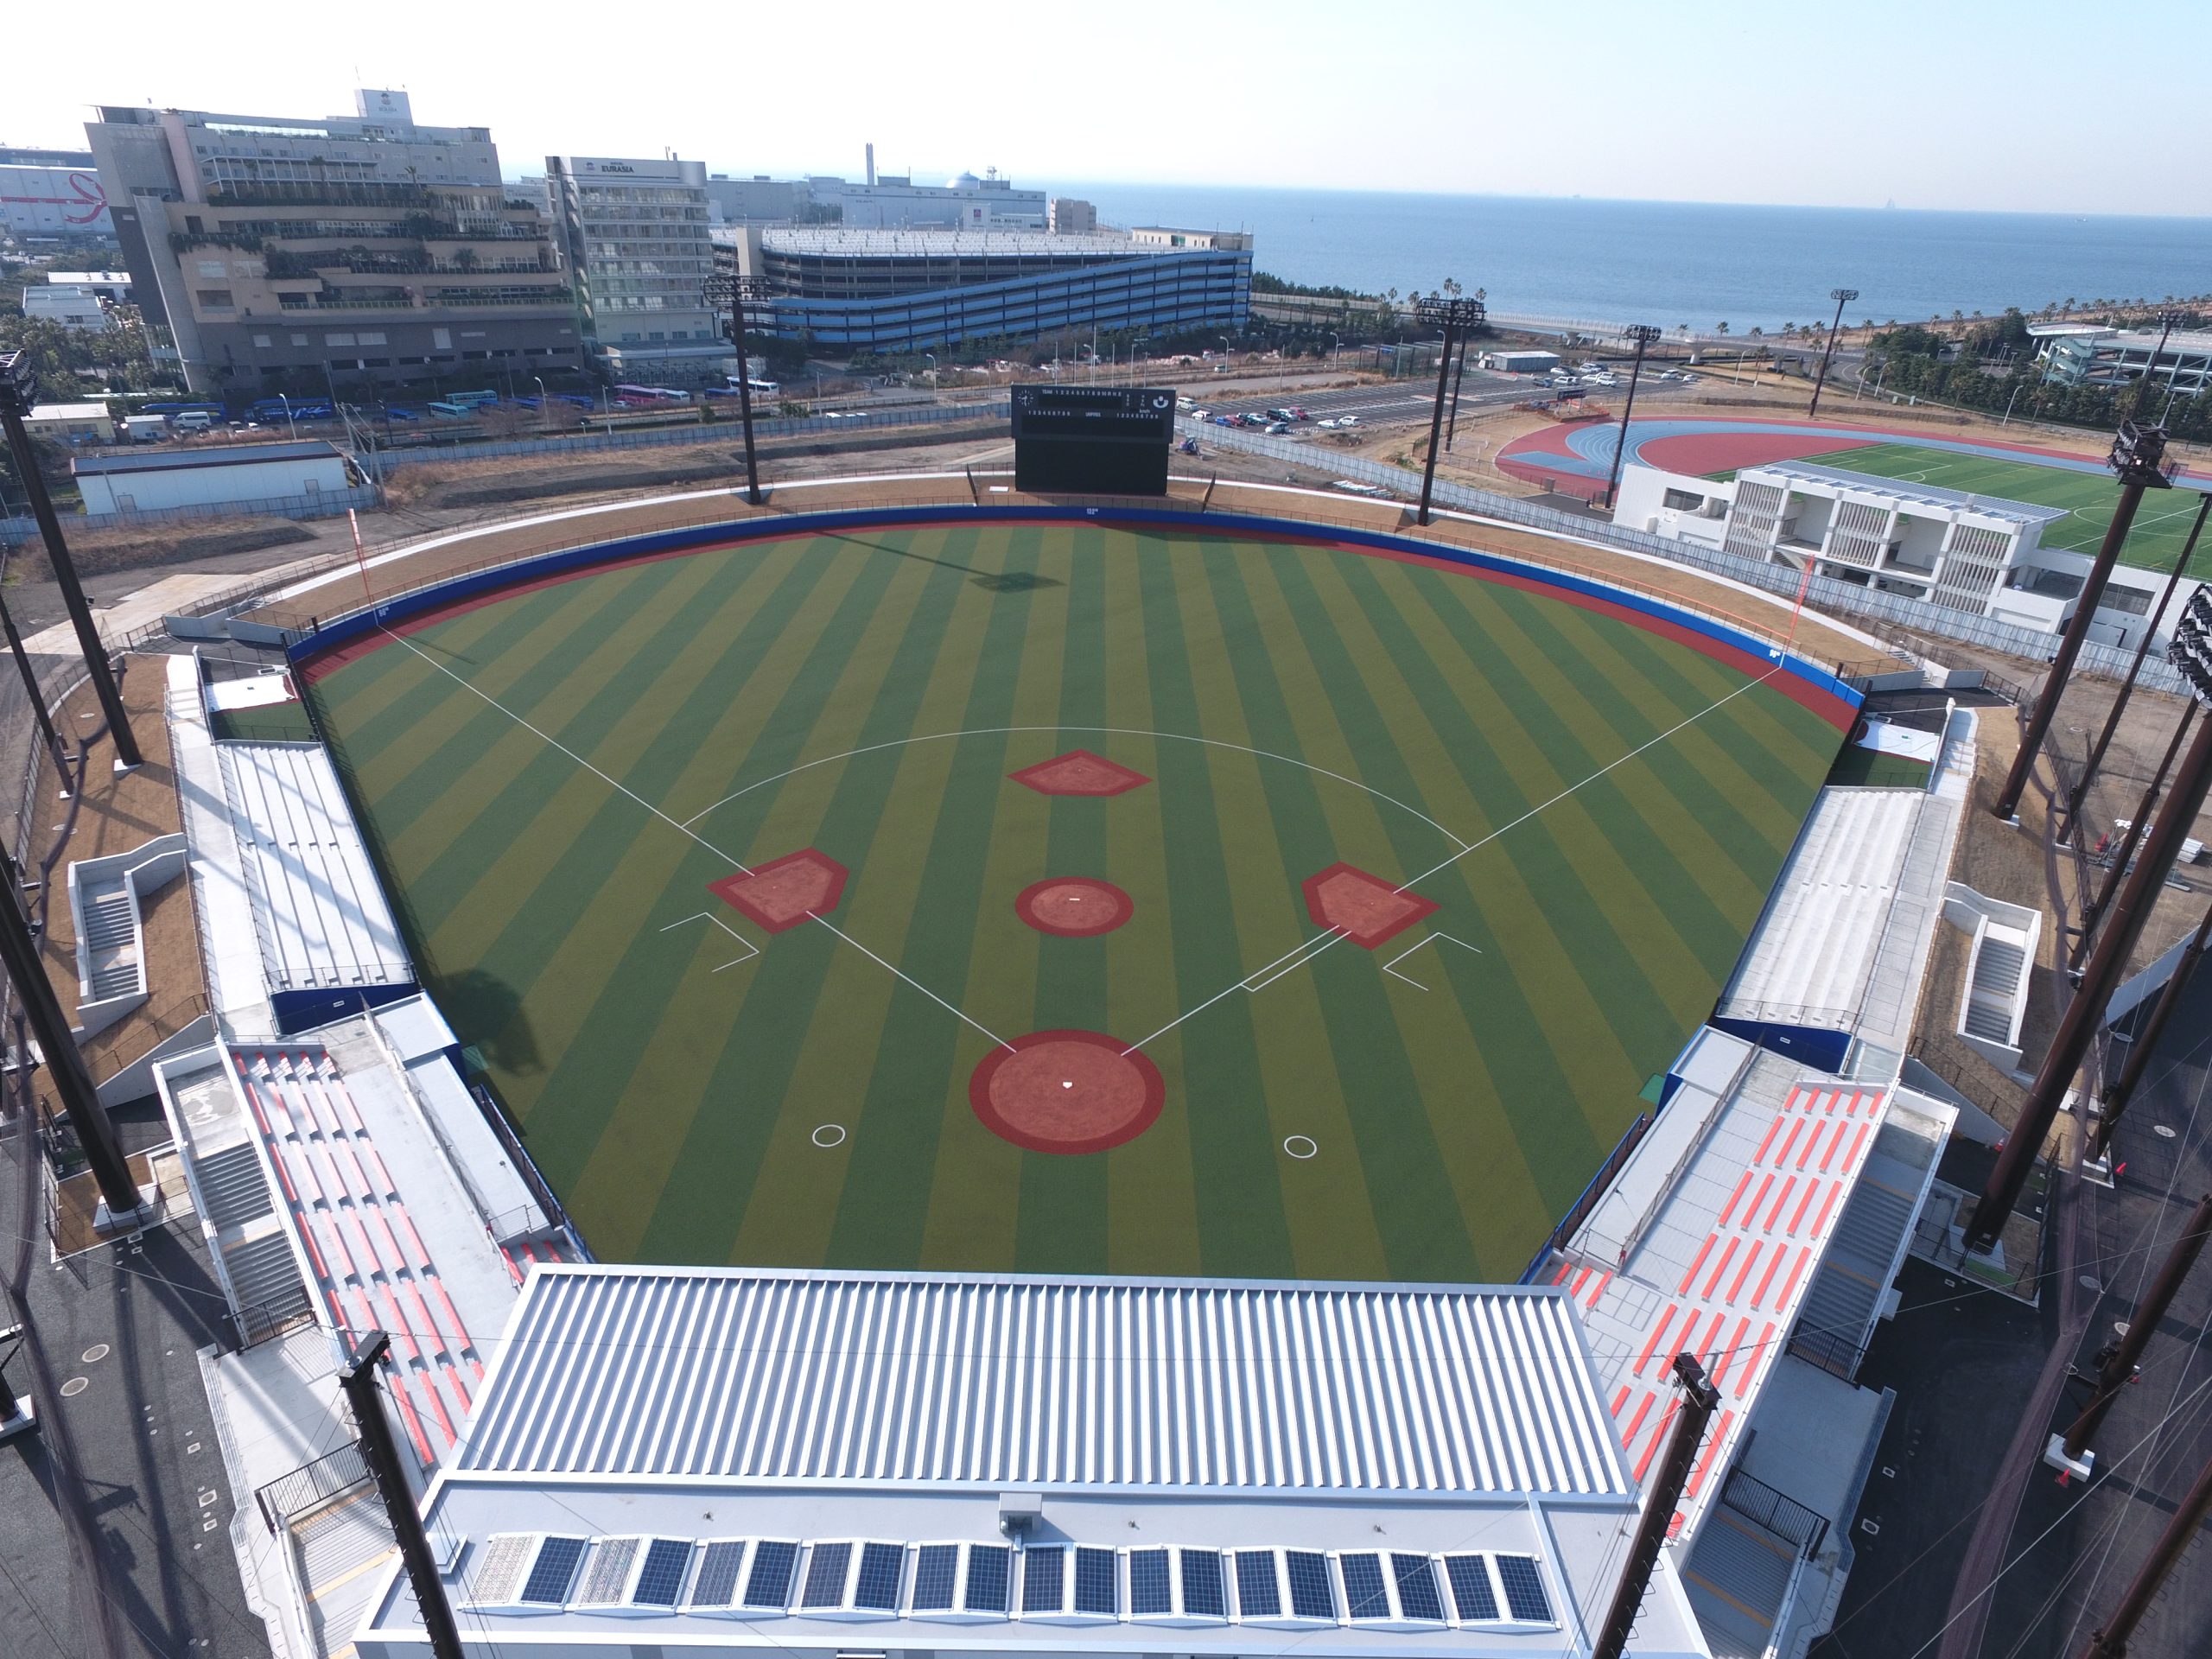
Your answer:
(970, 1030), (1164, 1154)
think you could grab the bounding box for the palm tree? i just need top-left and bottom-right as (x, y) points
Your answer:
(1716, 321), (1730, 336)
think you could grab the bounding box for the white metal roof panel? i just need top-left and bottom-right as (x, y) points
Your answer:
(457, 1268), (1630, 1498)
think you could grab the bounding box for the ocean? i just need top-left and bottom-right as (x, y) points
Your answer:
(1047, 183), (2212, 334)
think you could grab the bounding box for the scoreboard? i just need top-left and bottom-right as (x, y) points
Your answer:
(1010, 384), (1176, 495)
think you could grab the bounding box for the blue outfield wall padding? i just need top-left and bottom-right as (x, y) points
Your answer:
(287, 504), (1866, 716)
(1708, 1015), (1853, 1075)
(274, 979), (419, 1036)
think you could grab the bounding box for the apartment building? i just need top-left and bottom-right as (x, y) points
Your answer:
(85, 90), (582, 397)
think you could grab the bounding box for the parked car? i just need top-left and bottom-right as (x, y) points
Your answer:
(1336, 414), (1359, 428)
(1211, 414), (1235, 426)
(1318, 417), (1340, 429)
(1265, 422), (1290, 435)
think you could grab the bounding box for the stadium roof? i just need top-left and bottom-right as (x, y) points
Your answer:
(356, 1268), (1713, 1656)
(1746, 461), (2069, 526)
(71, 438), (345, 476)
(455, 1268), (1629, 1497)
(747, 226), (1188, 259)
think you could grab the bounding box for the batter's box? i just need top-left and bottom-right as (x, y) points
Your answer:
(709, 849), (849, 934)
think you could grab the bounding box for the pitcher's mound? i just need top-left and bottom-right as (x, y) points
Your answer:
(970, 1030), (1164, 1154)
(1016, 877), (1134, 938)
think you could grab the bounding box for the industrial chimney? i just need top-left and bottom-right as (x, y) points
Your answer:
(865, 143), (876, 187)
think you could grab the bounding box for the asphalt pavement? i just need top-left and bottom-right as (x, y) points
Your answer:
(0, 1101), (271, 1659)
(1814, 958), (2212, 1659)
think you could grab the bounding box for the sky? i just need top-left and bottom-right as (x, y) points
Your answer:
(10, 0), (2211, 218)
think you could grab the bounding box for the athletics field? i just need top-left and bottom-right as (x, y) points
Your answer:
(302, 519), (1847, 1282)
(1764, 441), (2202, 573)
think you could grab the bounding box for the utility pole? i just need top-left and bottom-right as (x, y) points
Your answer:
(2059, 492), (2209, 835)
(1601, 325), (1664, 510)
(1445, 330), (1471, 452)
(1411, 296), (1484, 526)
(2081, 1440), (2212, 1657)
(1807, 287), (1859, 419)
(2072, 701), (2196, 971)
(2093, 899), (2212, 1154)
(2126, 310), (2182, 422)
(702, 270), (768, 506)
(2050, 1189), (2212, 1472)
(1592, 1354), (1722, 1659)
(0, 863), (140, 1221)
(1994, 422), (2171, 822)
(338, 1333), (466, 1659)
(0, 588), (68, 778)
(1967, 591), (2212, 1252)
(0, 353), (142, 769)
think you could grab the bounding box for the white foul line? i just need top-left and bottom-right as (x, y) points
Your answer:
(1120, 665), (1788, 1055)
(378, 625), (1016, 1052)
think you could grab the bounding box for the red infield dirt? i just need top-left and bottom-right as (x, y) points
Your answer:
(1007, 749), (1152, 797)
(1015, 877), (1134, 938)
(1302, 862), (1440, 950)
(709, 849), (849, 933)
(969, 1030), (1166, 1154)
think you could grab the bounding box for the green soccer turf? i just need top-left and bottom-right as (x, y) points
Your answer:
(1783, 442), (2202, 573)
(304, 522), (1844, 1282)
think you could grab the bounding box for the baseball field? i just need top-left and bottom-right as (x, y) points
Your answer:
(302, 518), (1847, 1282)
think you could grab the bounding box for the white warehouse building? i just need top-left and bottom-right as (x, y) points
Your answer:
(72, 439), (356, 518)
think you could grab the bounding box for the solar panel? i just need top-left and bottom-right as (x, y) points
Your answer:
(467, 1534), (535, 1606)
(1285, 1551), (1336, 1620)
(1235, 1550), (1281, 1618)
(854, 1543), (905, 1611)
(1443, 1554), (1498, 1622)
(575, 1536), (640, 1605)
(632, 1539), (694, 1607)
(1022, 1545), (1065, 1613)
(1128, 1548), (1173, 1615)
(690, 1541), (747, 1608)
(520, 1535), (588, 1605)
(1496, 1555), (1553, 1623)
(963, 1544), (1011, 1612)
(910, 1544), (959, 1611)
(743, 1540), (799, 1608)
(1339, 1552), (1390, 1620)
(1073, 1547), (1118, 1616)
(802, 1542), (853, 1608)
(1391, 1554), (1444, 1623)
(1179, 1549), (1226, 1618)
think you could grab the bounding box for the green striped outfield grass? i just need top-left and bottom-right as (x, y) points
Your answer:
(305, 522), (1846, 1281)
(1781, 442), (2202, 573)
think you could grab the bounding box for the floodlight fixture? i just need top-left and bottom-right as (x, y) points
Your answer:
(1410, 296), (1486, 524)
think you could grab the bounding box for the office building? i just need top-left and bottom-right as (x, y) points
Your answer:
(84, 90), (582, 396)
(545, 155), (728, 386)
(715, 224), (1251, 354)
(0, 145), (112, 238)
(704, 173), (809, 225)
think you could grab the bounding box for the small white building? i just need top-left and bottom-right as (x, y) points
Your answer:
(1483, 349), (1561, 374)
(72, 439), (355, 517)
(25, 402), (114, 444)
(22, 283), (110, 330)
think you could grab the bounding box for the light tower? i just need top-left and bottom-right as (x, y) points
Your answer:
(1807, 287), (1859, 418)
(1411, 295), (1485, 526)
(1601, 324), (1664, 510)
(703, 270), (774, 505)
